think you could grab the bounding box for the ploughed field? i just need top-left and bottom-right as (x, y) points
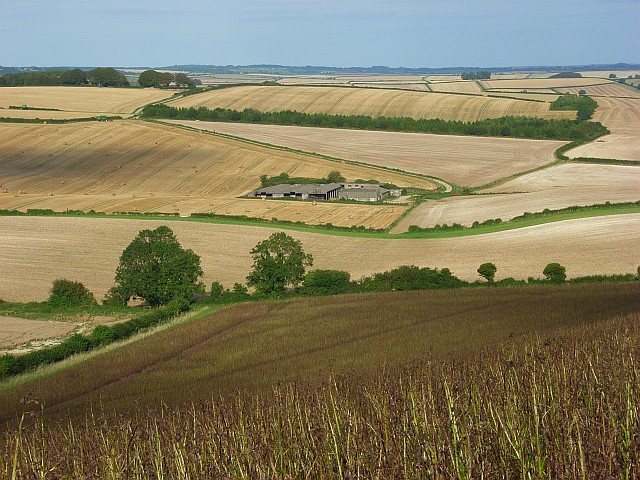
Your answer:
(167, 120), (564, 187)
(0, 120), (435, 227)
(2, 215), (640, 303)
(0, 86), (177, 119)
(166, 86), (575, 122)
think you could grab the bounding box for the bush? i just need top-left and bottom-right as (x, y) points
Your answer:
(543, 263), (567, 283)
(302, 269), (352, 295)
(47, 279), (97, 308)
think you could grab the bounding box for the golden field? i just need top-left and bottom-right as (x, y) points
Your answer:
(479, 78), (610, 90)
(556, 83), (640, 98)
(394, 163), (640, 231)
(0, 86), (176, 117)
(168, 120), (565, 187)
(2, 215), (639, 302)
(0, 316), (76, 349)
(0, 120), (432, 227)
(166, 86), (575, 121)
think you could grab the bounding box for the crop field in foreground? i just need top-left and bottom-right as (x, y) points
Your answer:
(0, 121), (433, 227)
(2, 215), (639, 303)
(566, 97), (640, 161)
(166, 120), (565, 187)
(0, 86), (176, 117)
(1, 286), (639, 478)
(166, 86), (575, 122)
(395, 163), (640, 230)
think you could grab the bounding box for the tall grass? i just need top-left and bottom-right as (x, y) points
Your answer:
(1, 313), (638, 478)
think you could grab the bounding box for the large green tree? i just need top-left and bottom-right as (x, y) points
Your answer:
(111, 226), (203, 306)
(246, 232), (313, 295)
(86, 67), (129, 87)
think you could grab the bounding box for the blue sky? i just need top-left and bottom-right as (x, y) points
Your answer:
(1, 0), (638, 67)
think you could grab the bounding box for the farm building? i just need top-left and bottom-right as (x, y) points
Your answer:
(251, 183), (391, 202)
(252, 183), (342, 200)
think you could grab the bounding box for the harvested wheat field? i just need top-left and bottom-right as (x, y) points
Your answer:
(579, 70), (640, 79)
(168, 120), (565, 187)
(0, 86), (176, 115)
(566, 97), (640, 161)
(352, 83), (431, 92)
(428, 81), (483, 94)
(166, 86), (575, 121)
(556, 83), (640, 99)
(479, 78), (609, 90)
(0, 121), (432, 227)
(394, 163), (640, 231)
(0, 316), (76, 349)
(2, 215), (639, 302)
(0, 109), (109, 120)
(482, 92), (560, 102)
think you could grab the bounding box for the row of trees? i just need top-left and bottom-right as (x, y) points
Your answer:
(0, 68), (130, 87)
(550, 94), (598, 121)
(138, 70), (195, 88)
(142, 104), (608, 141)
(461, 71), (491, 80)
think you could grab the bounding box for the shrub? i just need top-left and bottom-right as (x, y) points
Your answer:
(477, 262), (497, 283)
(543, 263), (567, 283)
(302, 269), (352, 295)
(47, 279), (97, 308)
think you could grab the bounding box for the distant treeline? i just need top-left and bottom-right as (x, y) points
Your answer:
(550, 94), (597, 121)
(143, 104), (608, 141)
(550, 72), (583, 78)
(461, 71), (491, 80)
(0, 68), (129, 87)
(138, 70), (195, 88)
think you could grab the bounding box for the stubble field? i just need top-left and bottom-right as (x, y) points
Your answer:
(2, 215), (639, 302)
(0, 316), (76, 349)
(479, 78), (610, 90)
(0, 86), (177, 117)
(556, 83), (640, 98)
(0, 120), (433, 227)
(166, 86), (575, 121)
(168, 120), (565, 187)
(394, 163), (640, 230)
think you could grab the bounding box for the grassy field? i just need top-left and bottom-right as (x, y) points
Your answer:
(166, 120), (565, 187)
(395, 163), (640, 230)
(166, 86), (575, 122)
(2, 214), (640, 303)
(1, 284), (639, 477)
(0, 120), (433, 227)
(0, 86), (176, 118)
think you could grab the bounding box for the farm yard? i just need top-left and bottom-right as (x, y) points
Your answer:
(0, 86), (177, 118)
(167, 120), (565, 187)
(2, 215), (639, 303)
(166, 85), (575, 121)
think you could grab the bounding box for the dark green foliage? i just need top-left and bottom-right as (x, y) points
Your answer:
(302, 269), (352, 295)
(247, 232), (313, 295)
(543, 263), (567, 283)
(326, 170), (346, 183)
(60, 68), (88, 85)
(461, 71), (491, 80)
(550, 94), (598, 121)
(260, 171), (346, 188)
(569, 273), (637, 284)
(210, 281), (225, 297)
(357, 265), (466, 292)
(86, 67), (129, 87)
(142, 104), (607, 141)
(47, 279), (97, 308)
(174, 72), (195, 87)
(609, 73), (617, 79)
(113, 226), (204, 307)
(138, 70), (174, 87)
(549, 72), (582, 78)
(477, 263), (497, 283)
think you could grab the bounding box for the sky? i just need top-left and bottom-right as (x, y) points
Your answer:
(1, 0), (638, 68)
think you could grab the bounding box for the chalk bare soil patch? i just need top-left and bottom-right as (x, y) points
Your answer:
(0, 316), (76, 349)
(0, 86), (177, 117)
(167, 86), (574, 122)
(170, 120), (565, 187)
(2, 216), (639, 302)
(395, 163), (640, 231)
(0, 121), (433, 228)
(566, 97), (640, 161)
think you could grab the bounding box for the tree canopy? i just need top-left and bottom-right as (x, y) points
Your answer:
(110, 226), (203, 306)
(246, 232), (313, 295)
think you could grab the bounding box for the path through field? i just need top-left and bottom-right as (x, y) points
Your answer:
(1, 215), (639, 302)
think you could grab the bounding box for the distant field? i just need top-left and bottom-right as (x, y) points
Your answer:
(566, 97), (640, 161)
(0, 109), (107, 120)
(166, 86), (575, 122)
(0, 86), (176, 115)
(0, 316), (76, 349)
(352, 83), (431, 91)
(556, 83), (640, 98)
(479, 78), (609, 90)
(0, 121), (433, 227)
(394, 163), (640, 230)
(2, 215), (639, 302)
(428, 81), (483, 94)
(579, 70), (640, 79)
(483, 92), (560, 102)
(168, 120), (565, 187)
